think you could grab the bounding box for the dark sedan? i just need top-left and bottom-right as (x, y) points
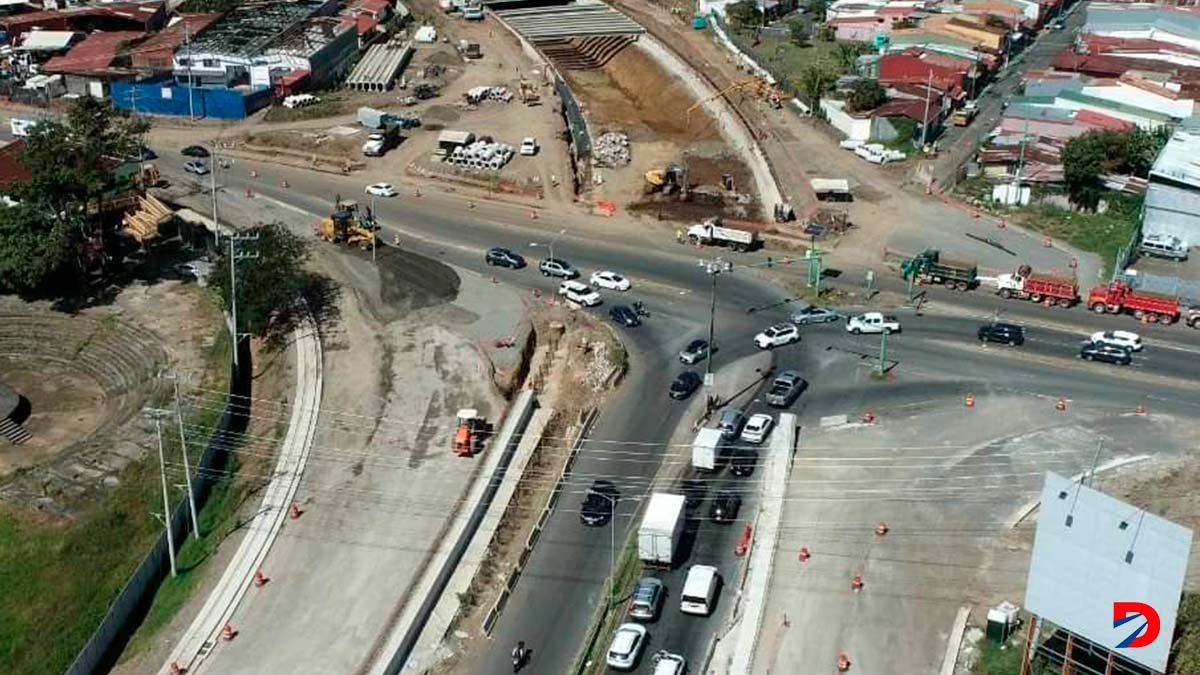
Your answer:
(580, 480), (619, 526)
(669, 371), (702, 400)
(977, 322), (1025, 346)
(610, 305), (640, 328)
(181, 144), (210, 158)
(709, 492), (742, 523)
(1079, 341), (1131, 366)
(485, 247), (526, 269)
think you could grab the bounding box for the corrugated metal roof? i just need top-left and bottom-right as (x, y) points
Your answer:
(43, 31), (143, 76)
(17, 30), (81, 51)
(1150, 128), (1200, 190)
(1025, 472), (1192, 674)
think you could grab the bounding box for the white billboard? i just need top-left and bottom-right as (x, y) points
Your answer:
(1025, 472), (1193, 673)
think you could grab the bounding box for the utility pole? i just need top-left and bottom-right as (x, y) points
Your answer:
(185, 22), (195, 122)
(227, 233), (260, 369)
(699, 257), (733, 408)
(146, 411), (178, 577)
(805, 241), (824, 296)
(210, 142), (220, 246)
(170, 373), (200, 540)
(877, 329), (888, 375)
(920, 68), (933, 149)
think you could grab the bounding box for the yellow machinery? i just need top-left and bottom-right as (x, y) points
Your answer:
(315, 199), (377, 249)
(644, 163), (686, 195)
(684, 77), (783, 127)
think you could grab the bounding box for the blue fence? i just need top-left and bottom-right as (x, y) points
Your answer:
(111, 81), (274, 120)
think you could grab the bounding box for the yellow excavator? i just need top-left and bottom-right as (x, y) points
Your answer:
(644, 163), (686, 195)
(315, 199), (377, 249)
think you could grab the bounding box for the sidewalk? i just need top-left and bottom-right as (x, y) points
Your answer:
(161, 315), (323, 675)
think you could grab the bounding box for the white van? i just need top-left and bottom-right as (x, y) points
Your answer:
(679, 564), (720, 616)
(1139, 233), (1188, 261)
(559, 280), (601, 307)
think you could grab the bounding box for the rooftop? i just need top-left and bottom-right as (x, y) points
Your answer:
(17, 30), (81, 51)
(133, 13), (222, 67)
(42, 31), (143, 76)
(1150, 127), (1200, 190)
(189, 0), (329, 57)
(265, 15), (351, 57)
(0, 139), (31, 189)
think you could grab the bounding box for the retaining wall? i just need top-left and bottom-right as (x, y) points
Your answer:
(65, 337), (252, 675)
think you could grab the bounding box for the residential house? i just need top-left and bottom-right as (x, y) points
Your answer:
(131, 13), (222, 75)
(41, 30), (144, 98)
(921, 13), (1010, 53)
(0, 2), (165, 42)
(1143, 125), (1200, 248)
(1083, 3), (1200, 54)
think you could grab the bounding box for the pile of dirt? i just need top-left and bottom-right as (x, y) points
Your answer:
(422, 104), (461, 124)
(333, 244), (461, 323)
(563, 42), (719, 145)
(425, 49), (463, 67)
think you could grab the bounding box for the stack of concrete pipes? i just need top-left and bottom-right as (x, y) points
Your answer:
(448, 140), (515, 171)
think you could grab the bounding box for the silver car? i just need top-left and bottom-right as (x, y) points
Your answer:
(629, 577), (665, 621)
(717, 409), (746, 440)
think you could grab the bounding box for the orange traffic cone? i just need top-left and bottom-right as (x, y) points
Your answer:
(254, 569), (269, 587)
(222, 624), (237, 641)
(1055, 397), (1067, 412)
(1136, 403), (1147, 416)
(875, 522), (889, 536)
(838, 653), (852, 672)
(851, 574), (864, 592)
(798, 547), (811, 562)
(289, 501), (302, 519)
(965, 393), (975, 408)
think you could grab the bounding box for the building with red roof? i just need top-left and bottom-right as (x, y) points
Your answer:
(41, 30), (144, 97)
(0, 2), (165, 41)
(130, 13), (222, 75)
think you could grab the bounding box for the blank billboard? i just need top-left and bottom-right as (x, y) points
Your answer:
(1025, 472), (1192, 673)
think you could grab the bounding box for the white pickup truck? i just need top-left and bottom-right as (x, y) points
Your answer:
(846, 312), (901, 335)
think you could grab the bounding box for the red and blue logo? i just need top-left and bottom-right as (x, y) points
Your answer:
(1113, 602), (1161, 649)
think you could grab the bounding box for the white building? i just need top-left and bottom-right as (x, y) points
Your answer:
(1143, 124), (1200, 250)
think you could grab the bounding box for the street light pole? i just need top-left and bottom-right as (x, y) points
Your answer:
(549, 227), (566, 262)
(699, 257), (732, 407)
(170, 375), (200, 540)
(226, 234), (260, 369)
(152, 415), (177, 577)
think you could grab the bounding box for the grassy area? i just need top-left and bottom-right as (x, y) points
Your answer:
(748, 35), (845, 84)
(974, 633), (1025, 675)
(1009, 196), (1141, 277)
(0, 314), (230, 675)
(261, 89), (354, 123)
(575, 537), (642, 675)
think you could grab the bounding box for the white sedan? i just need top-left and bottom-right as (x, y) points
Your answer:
(590, 270), (631, 291)
(754, 323), (800, 349)
(365, 183), (398, 198)
(607, 623), (648, 671)
(740, 413), (774, 444)
(652, 650), (687, 675)
(1089, 330), (1142, 352)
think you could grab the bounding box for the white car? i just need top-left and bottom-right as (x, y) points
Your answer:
(740, 413), (773, 444)
(754, 323), (800, 349)
(559, 280), (602, 307)
(520, 137), (539, 156)
(365, 183), (398, 198)
(607, 623), (648, 671)
(183, 160), (209, 175)
(652, 650), (687, 675)
(1089, 330), (1142, 352)
(590, 270), (631, 291)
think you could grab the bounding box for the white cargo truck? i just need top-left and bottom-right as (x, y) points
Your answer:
(638, 493), (686, 567)
(691, 427), (722, 472)
(685, 217), (757, 252)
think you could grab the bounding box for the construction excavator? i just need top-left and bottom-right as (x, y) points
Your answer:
(643, 162), (687, 195)
(315, 199), (378, 249)
(684, 76), (783, 127)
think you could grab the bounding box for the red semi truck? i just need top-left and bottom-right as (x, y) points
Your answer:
(1087, 279), (1180, 324)
(995, 265), (1079, 306)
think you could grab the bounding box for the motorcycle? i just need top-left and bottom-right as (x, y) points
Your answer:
(511, 643), (527, 672)
(633, 301), (650, 318)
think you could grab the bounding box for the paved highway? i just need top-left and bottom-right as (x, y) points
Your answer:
(153, 157), (1200, 675)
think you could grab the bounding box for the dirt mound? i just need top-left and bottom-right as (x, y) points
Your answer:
(425, 49), (463, 67)
(422, 104), (461, 124)
(333, 244), (461, 323)
(564, 42), (720, 144)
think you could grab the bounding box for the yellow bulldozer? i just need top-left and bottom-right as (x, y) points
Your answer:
(644, 163), (686, 195)
(315, 199), (377, 249)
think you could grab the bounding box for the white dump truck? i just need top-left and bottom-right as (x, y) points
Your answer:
(638, 493), (686, 567)
(685, 217), (758, 252)
(691, 427), (722, 472)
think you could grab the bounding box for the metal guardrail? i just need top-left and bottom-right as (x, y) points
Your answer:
(481, 407), (598, 636)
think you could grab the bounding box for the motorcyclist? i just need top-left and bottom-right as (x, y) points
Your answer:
(511, 641), (526, 672)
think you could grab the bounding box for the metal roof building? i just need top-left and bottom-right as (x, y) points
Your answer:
(494, 1), (643, 43)
(1143, 124), (1200, 248)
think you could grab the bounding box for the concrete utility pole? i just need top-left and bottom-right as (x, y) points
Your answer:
(185, 22), (195, 122)
(227, 233), (261, 369)
(877, 329), (888, 375)
(147, 411), (177, 577)
(920, 68), (933, 148)
(170, 373), (200, 540)
(210, 142), (220, 245)
(699, 257), (733, 399)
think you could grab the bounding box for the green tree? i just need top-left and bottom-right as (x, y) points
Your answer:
(0, 97), (148, 294)
(807, 0), (828, 17)
(1062, 128), (1168, 209)
(836, 42), (867, 72)
(845, 78), (887, 112)
(1172, 593), (1200, 674)
(788, 19), (809, 46)
(725, 0), (759, 28)
(210, 222), (310, 339)
(816, 23), (835, 41)
(797, 65), (831, 109)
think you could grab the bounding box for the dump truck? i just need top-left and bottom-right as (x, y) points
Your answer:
(995, 265), (1078, 306)
(638, 493), (686, 567)
(901, 249), (978, 290)
(358, 106), (420, 130)
(1087, 279), (1180, 324)
(691, 428), (722, 472)
(314, 200), (377, 249)
(686, 217), (758, 252)
(362, 125), (401, 157)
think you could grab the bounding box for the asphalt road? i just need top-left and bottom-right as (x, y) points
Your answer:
(153, 157), (1200, 674)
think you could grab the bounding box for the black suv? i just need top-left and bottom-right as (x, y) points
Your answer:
(680, 479), (706, 509)
(610, 305), (640, 328)
(485, 247), (526, 269)
(729, 449), (757, 477)
(669, 371), (702, 400)
(579, 480), (619, 526)
(1079, 341), (1131, 366)
(977, 322), (1025, 346)
(709, 492), (742, 523)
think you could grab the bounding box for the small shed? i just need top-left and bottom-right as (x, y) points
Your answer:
(811, 178), (852, 201)
(436, 129), (474, 156)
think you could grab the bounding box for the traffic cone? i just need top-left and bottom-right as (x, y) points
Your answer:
(875, 522), (889, 536)
(245, 188), (254, 198)
(851, 574), (863, 592)
(861, 410), (876, 424)
(1055, 397), (1067, 412)
(169, 662), (185, 675)
(249, 170), (258, 179)
(289, 501), (302, 519)
(998, 218), (1006, 229)
(529, 210), (538, 220)
(838, 653), (852, 672)
(798, 547), (811, 562)
(280, 180), (289, 188)
(1136, 403), (1147, 416)
(254, 569), (269, 587)
(222, 624), (237, 641)
(1043, 237), (1052, 247)
(965, 393), (975, 408)
(468, 201), (476, 209)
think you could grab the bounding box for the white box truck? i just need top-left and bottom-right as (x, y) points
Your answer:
(691, 427), (722, 472)
(638, 493), (685, 567)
